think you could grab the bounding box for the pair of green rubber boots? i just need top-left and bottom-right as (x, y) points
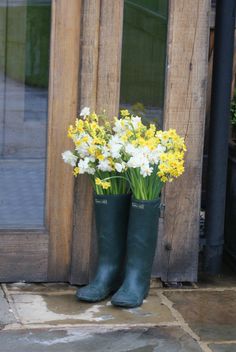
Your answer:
(76, 193), (160, 308)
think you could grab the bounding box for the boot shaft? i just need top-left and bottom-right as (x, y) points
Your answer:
(94, 193), (131, 263)
(126, 198), (161, 272)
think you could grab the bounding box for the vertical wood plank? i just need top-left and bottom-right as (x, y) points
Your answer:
(96, 0), (124, 116)
(79, 0), (101, 109)
(70, 0), (100, 285)
(156, 0), (210, 282)
(46, 0), (81, 281)
(70, 0), (124, 284)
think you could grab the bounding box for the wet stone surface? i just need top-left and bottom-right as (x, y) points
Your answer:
(0, 287), (16, 327)
(3, 282), (236, 351)
(163, 290), (236, 341)
(209, 344), (236, 352)
(0, 327), (203, 352)
(11, 289), (175, 325)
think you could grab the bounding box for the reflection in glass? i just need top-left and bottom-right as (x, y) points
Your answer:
(0, 0), (51, 228)
(120, 0), (168, 126)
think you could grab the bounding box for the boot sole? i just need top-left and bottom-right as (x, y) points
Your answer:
(76, 286), (120, 303)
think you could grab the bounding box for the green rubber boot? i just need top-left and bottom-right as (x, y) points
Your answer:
(111, 197), (160, 308)
(76, 193), (130, 302)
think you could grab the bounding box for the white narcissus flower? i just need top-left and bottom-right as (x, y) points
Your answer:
(127, 154), (145, 169)
(114, 162), (124, 173)
(125, 143), (137, 156)
(75, 143), (89, 158)
(148, 145), (166, 164)
(62, 150), (78, 167)
(108, 135), (124, 158)
(98, 159), (113, 172)
(149, 151), (160, 164)
(86, 167), (95, 175)
(109, 135), (124, 145)
(101, 146), (110, 158)
(110, 144), (122, 158)
(78, 158), (95, 175)
(140, 164), (153, 177)
(80, 107), (90, 118)
(131, 116), (141, 129)
(113, 119), (127, 134)
(157, 144), (166, 153)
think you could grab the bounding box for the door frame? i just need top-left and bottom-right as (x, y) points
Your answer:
(0, 0), (81, 282)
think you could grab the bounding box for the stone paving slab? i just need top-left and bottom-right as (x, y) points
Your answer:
(163, 290), (236, 341)
(209, 344), (236, 352)
(0, 287), (16, 327)
(10, 289), (175, 325)
(0, 327), (203, 352)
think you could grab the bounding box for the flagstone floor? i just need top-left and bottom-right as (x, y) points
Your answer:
(1, 273), (236, 352)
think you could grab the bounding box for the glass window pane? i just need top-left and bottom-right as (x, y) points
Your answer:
(0, 0), (51, 229)
(120, 0), (168, 126)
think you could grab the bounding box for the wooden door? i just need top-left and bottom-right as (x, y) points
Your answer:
(0, 0), (81, 282)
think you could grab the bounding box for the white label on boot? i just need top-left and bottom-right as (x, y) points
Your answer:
(95, 199), (108, 205)
(132, 202), (144, 209)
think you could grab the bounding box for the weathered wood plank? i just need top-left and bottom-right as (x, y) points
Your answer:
(46, 0), (81, 281)
(96, 0), (124, 116)
(156, 0), (210, 282)
(0, 232), (48, 282)
(70, 0), (100, 285)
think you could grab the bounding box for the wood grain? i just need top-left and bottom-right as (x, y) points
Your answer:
(0, 232), (48, 282)
(157, 0), (210, 282)
(96, 0), (124, 117)
(70, 0), (100, 285)
(46, 0), (82, 281)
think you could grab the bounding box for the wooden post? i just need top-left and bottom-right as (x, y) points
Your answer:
(156, 0), (210, 282)
(47, 0), (82, 281)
